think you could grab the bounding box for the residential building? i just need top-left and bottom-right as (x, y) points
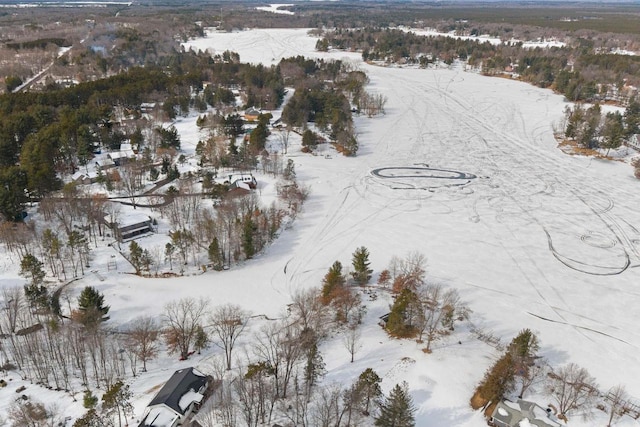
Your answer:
(138, 368), (209, 427)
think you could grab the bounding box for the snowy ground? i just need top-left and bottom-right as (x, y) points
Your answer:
(2, 28), (640, 426)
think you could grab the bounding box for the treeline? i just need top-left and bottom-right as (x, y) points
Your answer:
(317, 27), (640, 103)
(0, 46), (367, 222)
(319, 27), (498, 66)
(561, 98), (640, 152)
(279, 56), (377, 154)
(6, 37), (70, 50)
(0, 50), (278, 222)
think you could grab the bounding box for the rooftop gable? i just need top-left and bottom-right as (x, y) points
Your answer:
(148, 368), (207, 416)
(492, 399), (560, 427)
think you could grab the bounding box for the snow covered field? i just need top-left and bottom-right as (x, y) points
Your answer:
(2, 28), (639, 426)
(187, 28), (640, 425)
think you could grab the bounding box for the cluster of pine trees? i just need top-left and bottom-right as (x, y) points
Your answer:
(562, 97), (640, 154)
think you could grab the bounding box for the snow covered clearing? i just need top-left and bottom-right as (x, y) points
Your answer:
(1, 28), (639, 426)
(255, 3), (295, 15)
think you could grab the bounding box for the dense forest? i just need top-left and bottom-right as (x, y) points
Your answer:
(0, 47), (365, 222)
(317, 27), (640, 103)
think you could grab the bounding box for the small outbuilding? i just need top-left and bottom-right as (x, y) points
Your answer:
(138, 367), (209, 427)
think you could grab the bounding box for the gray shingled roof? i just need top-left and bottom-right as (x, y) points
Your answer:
(148, 367), (207, 415)
(491, 399), (560, 427)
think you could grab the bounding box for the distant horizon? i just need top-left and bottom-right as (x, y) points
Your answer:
(1, 0), (640, 5)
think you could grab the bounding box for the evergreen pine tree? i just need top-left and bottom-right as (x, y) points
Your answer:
(194, 325), (209, 354)
(351, 246), (373, 285)
(356, 368), (383, 416)
(20, 253), (45, 286)
(321, 261), (346, 305)
(624, 98), (640, 137)
(129, 241), (143, 275)
(208, 237), (224, 271)
(77, 286), (110, 328)
(472, 352), (516, 408)
(242, 214), (257, 259)
(386, 288), (419, 338)
(72, 409), (103, 427)
(249, 114), (270, 154)
(83, 390), (98, 409)
(508, 329), (539, 365)
(24, 283), (50, 311)
(302, 129), (317, 148)
(304, 340), (325, 396)
(102, 380), (132, 427)
(375, 382), (416, 427)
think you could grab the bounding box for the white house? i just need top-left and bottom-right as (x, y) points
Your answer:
(138, 368), (209, 427)
(107, 143), (137, 166)
(628, 134), (640, 151)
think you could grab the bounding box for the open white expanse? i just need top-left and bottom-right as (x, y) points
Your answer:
(186, 29), (640, 425)
(2, 28), (639, 426)
(185, 25), (640, 385)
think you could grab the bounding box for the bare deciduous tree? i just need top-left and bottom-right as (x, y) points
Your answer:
(254, 320), (303, 399)
(163, 297), (210, 360)
(289, 287), (327, 333)
(1, 287), (23, 333)
(343, 323), (362, 363)
(8, 400), (62, 427)
(606, 384), (629, 427)
(234, 360), (277, 426)
(209, 303), (250, 371)
(516, 359), (547, 398)
(118, 159), (145, 209)
(545, 363), (599, 419)
(415, 283), (468, 352)
(310, 384), (347, 427)
(195, 394), (237, 427)
(389, 252), (427, 293)
(126, 316), (160, 372)
(279, 127), (292, 154)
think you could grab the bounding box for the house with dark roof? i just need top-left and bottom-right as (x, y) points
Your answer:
(105, 212), (154, 242)
(491, 399), (561, 427)
(244, 107), (262, 122)
(138, 367), (209, 427)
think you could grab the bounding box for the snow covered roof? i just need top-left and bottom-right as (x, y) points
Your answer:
(244, 107), (262, 120)
(139, 406), (179, 427)
(146, 367), (208, 417)
(492, 399), (560, 427)
(72, 170), (99, 181)
(95, 156), (115, 168)
(178, 389), (204, 412)
(106, 212), (151, 229)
